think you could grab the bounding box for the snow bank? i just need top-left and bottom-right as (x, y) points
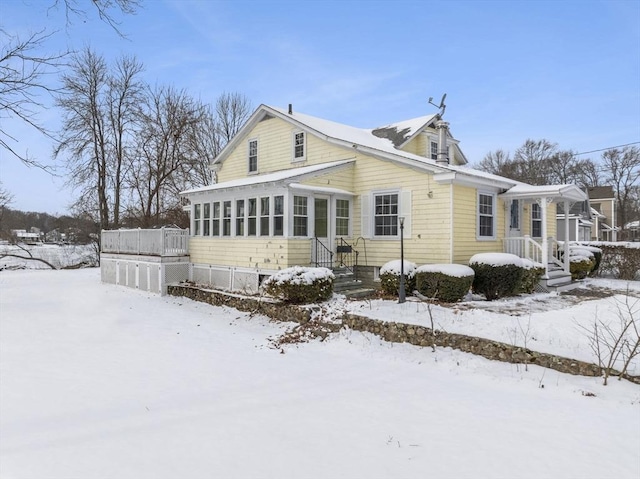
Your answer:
(263, 266), (334, 286)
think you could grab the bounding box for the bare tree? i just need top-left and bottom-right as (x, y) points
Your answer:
(574, 158), (602, 188)
(601, 146), (640, 232)
(0, 0), (140, 165)
(55, 48), (143, 230)
(188, 92), (252, 187)
(126, 85), (206, 227)
(0, 29), (65, 167)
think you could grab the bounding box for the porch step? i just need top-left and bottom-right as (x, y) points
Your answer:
(537, 268), (573, 292)
(332, 270), (376, 299)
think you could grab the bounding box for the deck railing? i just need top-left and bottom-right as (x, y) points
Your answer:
(101, 228), (189, 256)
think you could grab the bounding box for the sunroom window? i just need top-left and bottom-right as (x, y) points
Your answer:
(336, 199), (350, 236)
(293, 196), (308, 236)
(203, 203), (211, 236)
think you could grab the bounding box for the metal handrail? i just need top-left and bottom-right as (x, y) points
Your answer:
(314, 237), (334, 269)
(336, 238), (359, 279)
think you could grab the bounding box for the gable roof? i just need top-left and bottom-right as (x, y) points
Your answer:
(205, 104), (586, 197)
(588, 186), (615, 200)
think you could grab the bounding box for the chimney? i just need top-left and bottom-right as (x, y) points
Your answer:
(288, 103), (293, 115)
(435, 120), (449, 165)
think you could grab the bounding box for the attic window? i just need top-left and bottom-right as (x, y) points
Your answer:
(293, 132), (305, 161)
(430, 141), (438, 160)
(248, 139), (258, 173)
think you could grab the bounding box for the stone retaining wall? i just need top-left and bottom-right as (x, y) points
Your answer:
(168, 284), (638, 383)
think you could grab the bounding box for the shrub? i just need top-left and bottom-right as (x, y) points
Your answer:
(579, 242), (640, 280)
(519, 260), (545, 294)
(469, 253), (524, 301)
(414, 264), (474, 302)
(569, 255), (595, 280)
(379, 260), (417, 296)
(262, 266), (334, 304)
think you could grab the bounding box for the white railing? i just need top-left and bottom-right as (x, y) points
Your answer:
(101, 228), (189, 256)
(504, 235), (568, 271)
(503, 235), (543, 264)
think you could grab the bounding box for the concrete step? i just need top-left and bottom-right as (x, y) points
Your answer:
(342, 287), (376, 299)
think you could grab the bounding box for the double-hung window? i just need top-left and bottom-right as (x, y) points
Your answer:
(293, 132), (305, 161)
(236, 200), (245, 236)
(203, 203), (211, 236)
(430, 141), (438, 160)
(247, 198), (257, 236)
(374, 193), (398, 237)
(223, 201), (232, 236)
(194, 204), (201, 236)
(531, 203), (542, 238)
(293, 196), (308, 236)
(336, 199), (350, 236)
(248, 139), (258, 173)
(273, 195), (284, 236)
(212, 202), (220, 236)
(478, 192), (495, 239)
(260, 197), (270, 236)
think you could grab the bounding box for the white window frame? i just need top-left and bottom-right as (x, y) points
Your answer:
(335, 198), (351, 237)
(373, 191), (400, 238)
(293, 195), (309, 237)
(292, 131), (306, 162)
(430, 140), (438, 160)
(193, 203), (201, 236)
(531, 202), (543, 238)
(477, 191), (496, 240)
(248, 138), (258, 174)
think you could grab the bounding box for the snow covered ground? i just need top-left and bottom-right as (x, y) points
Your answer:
(1, 268), (639, 478)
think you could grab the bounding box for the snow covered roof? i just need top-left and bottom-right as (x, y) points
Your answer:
(371, 114), (438, 148)
(181, 160), (354, 196)
(499, 184), (587, 202)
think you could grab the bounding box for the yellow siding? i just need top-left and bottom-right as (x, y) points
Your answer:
(350, 156), (452, 266)
(452, 185), (506, 264)
(218, 116), (356, 183)
(189, 237), (311, 270)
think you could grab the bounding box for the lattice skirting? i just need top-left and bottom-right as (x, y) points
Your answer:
(100, 254), (190, 295)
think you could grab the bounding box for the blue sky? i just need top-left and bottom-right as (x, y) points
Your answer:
(1, 0), (639, 214)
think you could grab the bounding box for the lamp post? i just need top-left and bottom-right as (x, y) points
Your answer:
(398, 216), (406, 304)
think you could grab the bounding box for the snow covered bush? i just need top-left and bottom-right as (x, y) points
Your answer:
(261, 266), (334, 304)
(379, 260), (417, 297)
(518, 259), (546, 294)
(569, 251), (595, 280)
(572, 245), (602, 277)
(469, 253), (524, 301)
(414, 264), (474, 303)
(587, 243), (638, 280)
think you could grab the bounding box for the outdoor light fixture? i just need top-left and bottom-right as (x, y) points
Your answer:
(398, 216), (406, 304)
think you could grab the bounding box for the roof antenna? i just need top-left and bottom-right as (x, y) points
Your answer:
(428, 93), (447, 118)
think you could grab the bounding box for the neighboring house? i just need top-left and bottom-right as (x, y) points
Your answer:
(11, 229), (42, 244)
(179, 104), (587, 293)
(587, 186), (617, 241)
(556, 198), (593, 242)
(625, 220), (640, 241)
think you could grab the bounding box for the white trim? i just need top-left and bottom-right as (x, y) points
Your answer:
(247, 137), (258, 174)
(477, 191), (497, 241)
(292, 130), (306, 162)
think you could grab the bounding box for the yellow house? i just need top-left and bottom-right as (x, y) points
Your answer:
(180, 104), (587, 293)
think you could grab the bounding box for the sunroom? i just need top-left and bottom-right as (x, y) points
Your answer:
(180, 161), (357, 289)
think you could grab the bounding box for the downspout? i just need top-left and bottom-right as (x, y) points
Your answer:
(564, 200), (570, 274)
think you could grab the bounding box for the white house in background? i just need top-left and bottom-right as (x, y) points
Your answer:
(556, 198), (593, 242)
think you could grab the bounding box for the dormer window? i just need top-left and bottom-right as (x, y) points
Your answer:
(293, 131), (305, 161)
(430, 141), (438, 160)
(248, 139), (258, 173)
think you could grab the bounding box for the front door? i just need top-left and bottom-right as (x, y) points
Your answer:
(313, 196), (333, 268)
(509, 199), (522, 237)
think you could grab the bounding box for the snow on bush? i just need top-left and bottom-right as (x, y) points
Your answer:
(415, 264), (474, 278)
(469, 253), (524, 301)
(380, 260), (417, 277)
(469, 253), (523, 267)
(261, 266), (334, 304)
(379, 260), (417, 297)
(414, 264), (474, 303)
